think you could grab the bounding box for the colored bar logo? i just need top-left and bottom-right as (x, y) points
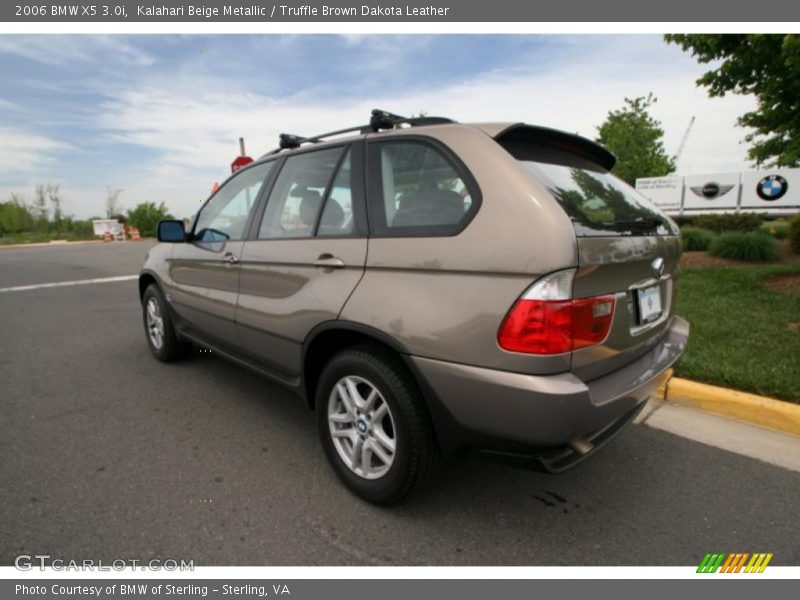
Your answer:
(697, 552), (773, 573)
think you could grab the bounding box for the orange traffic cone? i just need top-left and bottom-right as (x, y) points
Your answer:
(131, 227), (141, 241)
(103, 231), (111, 242)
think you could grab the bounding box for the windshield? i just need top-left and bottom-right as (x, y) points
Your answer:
(519, 161), (677, 237)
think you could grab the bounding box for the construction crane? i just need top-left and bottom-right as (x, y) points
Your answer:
(672, 116), (695, 173)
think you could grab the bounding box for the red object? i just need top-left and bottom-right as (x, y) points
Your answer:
(498, 295), (616, 355)
(231, 155), (254, 173)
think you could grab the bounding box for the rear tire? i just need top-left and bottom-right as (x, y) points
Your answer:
(316, 344), (440, 504)
(142, 284), (190, 362)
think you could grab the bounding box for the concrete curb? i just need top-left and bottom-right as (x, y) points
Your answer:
(0, 239), (105, 250)
(661, 373), (800, 438)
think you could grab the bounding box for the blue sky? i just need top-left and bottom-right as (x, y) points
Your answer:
(0, 35), (756, 219)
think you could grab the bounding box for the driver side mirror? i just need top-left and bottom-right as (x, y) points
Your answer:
(157, 220), (187, 243)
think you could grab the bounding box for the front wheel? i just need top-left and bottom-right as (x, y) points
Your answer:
(316, 345), (439, 504)
(141, 284), (190, 362)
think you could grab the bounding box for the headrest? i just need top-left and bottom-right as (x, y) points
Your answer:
(298, 189), (323, 227)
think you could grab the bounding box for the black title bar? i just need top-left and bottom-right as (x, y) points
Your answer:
(4, 0), (800, 22)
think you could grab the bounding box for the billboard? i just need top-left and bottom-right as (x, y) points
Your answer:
(92, 219), (124, 237)
(634, 176), (682, 213)
(636, 168), (800, 216)
(740, 170), (800, 211)
(682, 173), (740, 211)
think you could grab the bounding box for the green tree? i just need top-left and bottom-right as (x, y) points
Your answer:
(665, 34), (800, 167)
(596, 94), (676, 186)
(46, 183), (62, 230)
(32, 184), (49, 230)
(126, 201), (173, 238)
(0, 194), (34, 234)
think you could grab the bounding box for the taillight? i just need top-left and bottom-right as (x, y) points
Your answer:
(497, 269), (616, 355)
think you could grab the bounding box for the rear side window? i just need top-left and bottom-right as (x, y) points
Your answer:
(368, 140), (478, 236)
(258, 147), (348, 239)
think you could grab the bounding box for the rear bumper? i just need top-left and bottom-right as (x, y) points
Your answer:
(410, 315), (689, 452)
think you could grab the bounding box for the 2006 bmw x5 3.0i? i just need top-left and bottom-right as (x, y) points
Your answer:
(139, 109), (689, 504)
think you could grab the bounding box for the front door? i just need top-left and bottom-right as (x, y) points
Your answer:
(167, 161), (275, 349)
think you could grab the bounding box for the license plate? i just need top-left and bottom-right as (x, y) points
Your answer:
(637, 285), (662, 324)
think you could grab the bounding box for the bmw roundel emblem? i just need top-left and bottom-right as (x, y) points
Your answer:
(757, 175), (788, 201)
(651, 257), (665, 279)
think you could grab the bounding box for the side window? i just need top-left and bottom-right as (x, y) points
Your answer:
(369, 141), (476, 235)
(318, 151), (354, 236)
(194, 162), (273, 241)
(258, 147), (347, 239)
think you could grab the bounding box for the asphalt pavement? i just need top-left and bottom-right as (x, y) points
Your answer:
(1, 241), (798, 566)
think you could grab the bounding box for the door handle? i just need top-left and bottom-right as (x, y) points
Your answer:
(223, 252), (240, 265)
(313, 254), (345, 269)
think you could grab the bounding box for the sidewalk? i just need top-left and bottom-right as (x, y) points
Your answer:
(635, 378), (800, 473)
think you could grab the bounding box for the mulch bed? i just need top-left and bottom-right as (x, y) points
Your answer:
(763, 273), (800, 297)
(680, 240), (800, 270)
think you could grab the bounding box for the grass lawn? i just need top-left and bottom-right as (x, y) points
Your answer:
(675, 263), (800, 403)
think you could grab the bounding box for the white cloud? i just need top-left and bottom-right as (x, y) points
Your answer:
(0, 36), (760, 219)
(0, 35), (155, 66)
(90, 37), (758, 219)
(0, 127), (71, 172)
(0, 98), (19, 110)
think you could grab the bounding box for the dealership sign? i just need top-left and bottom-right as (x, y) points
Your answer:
(636, 169), (799, 215)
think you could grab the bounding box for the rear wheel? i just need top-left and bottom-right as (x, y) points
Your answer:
(142, 284), (190, 362)
(316, 345), (439, 504)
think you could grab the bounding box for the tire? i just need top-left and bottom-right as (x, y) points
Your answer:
(316, 344), (440, 504)
(141, 284), (190, 362)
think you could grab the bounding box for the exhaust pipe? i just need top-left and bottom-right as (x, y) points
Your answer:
(568, 437), (593, 456)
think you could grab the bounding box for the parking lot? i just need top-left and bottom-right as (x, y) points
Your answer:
(1, 241), (798, 566)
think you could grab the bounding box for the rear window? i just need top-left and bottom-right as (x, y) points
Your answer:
(517, 159), (676, 237)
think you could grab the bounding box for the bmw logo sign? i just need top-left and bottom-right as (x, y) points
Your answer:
(757, 175), (788, 201)
(357, 420), (367, 433)
(689, 182), (734, 199)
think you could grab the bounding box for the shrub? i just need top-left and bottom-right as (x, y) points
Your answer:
(708, 231), (780, 262)
(0, 200), (34, 234)
(790, 214), (800, 254)
(759, 219), (790, 239)
(126, 202), (172, 238)
(687, 213), (764, 233)
(680, 227), (716, 251)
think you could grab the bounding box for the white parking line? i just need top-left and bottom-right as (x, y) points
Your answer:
(0, 275), (138, 293)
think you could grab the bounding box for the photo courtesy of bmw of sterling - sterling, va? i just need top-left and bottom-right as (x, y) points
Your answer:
(140, 108), (688, 504)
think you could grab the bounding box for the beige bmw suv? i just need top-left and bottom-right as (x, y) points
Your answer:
(140, 110), (689, 504)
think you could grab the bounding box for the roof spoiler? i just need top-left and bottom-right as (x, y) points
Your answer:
(494, 123), (616, 171)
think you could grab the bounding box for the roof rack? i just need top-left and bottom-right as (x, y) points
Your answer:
(264, 109), (455, 155)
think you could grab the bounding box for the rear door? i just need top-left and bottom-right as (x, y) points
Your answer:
(235, 143), (368, 377)
(167, 161), (275, 349)
(501, 128), (681, 380)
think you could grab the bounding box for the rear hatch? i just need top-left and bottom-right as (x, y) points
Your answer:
(496, 124), (681, 381)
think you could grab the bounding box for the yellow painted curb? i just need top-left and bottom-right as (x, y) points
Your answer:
(665, 376), (800, 437)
